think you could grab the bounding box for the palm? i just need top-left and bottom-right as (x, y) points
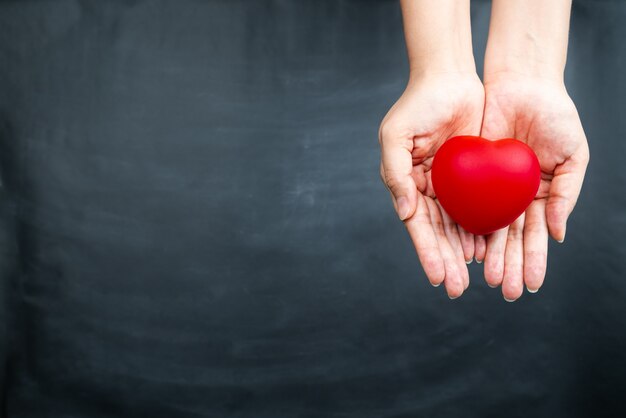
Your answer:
(379, 74), (485, 298)
(480, 76), (589, 299)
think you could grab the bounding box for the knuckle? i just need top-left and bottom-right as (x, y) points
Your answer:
(383, 171), (400, 192)
(504, 266), (524, 283)
(524, 218), (545, 231)
(379, 123), (413, 148)
(443, 218), (457, 233)
(432, 219), (445, 235)
(383, 170), (411, 197)
(412, 212), (431, 225)
(507, 228), (523, 241)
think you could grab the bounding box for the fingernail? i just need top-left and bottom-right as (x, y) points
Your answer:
(432, 282), (441, 287)
(504, 297), (516, 302)
(558, 227), (566, 243)
(487, 283), (497, 288)
(448, 294), (460, 300)
(397, 196), (410, 220)
(466, 258), (473, 265)
(527, 287), (539, 294)
(476, 259), (483, 264)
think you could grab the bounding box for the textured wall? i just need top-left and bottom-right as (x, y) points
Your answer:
(0, 1), (624, 417)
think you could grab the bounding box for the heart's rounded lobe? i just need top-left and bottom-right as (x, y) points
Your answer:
(431, 136), (541, 235)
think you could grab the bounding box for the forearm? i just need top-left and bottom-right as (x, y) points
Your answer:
(484, 0), (572, 83)
(400, 0), (476, 81)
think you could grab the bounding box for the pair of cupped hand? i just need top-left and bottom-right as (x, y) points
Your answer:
(379, 71), (589, 301)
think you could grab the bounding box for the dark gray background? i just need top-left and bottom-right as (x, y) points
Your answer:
(0, 0), (624, 417)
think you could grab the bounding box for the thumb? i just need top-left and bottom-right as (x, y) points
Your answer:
(379, 131), (418, 221)
(546, 153), (588, 242)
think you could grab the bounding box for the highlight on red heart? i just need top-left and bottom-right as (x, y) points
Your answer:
(431, 135), (541, 235)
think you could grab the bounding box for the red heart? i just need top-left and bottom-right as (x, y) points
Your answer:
(431, 136), (541, 235)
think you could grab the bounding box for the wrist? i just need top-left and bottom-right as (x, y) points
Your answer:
(484, 34), (566, 84)
(483, 70), (567, 93)
(484, 0), (571, 84)
(406, 23), (477, 80)
(408, 66), (478, 86)
(484, 52), (565, 85)
(404, 71), (484, 107)
(401, 0), (476, 82)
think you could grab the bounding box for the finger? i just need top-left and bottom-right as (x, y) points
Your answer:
(474, 235), (487, 263)
(425, 198), (465, 299)
(546, 144), (589, 243)
(380, 161), (416, 220)
(379, 127), (418, 221)
(458, 226), (475, 264)
(484, 228), (507, 288)
(438, 204), (470, 290)
(523, 200), (548, 293)
(502, 215), (525, 302)
(404, 193), (445, 287)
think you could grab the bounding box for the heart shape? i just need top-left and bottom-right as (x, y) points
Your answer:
(431, 135), (541, 235)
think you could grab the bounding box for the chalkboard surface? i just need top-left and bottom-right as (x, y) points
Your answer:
(0, 1), (625, 417)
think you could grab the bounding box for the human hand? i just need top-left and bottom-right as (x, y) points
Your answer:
(479, 0), (588, 301)
(480, 73), (589, 300)
(379, 73), (486, 298)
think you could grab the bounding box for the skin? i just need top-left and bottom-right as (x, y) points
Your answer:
(380, 73), (485, 299)
(379, 0), (485, 299)
(481, 0), (589, 301)
(381, 0), (589, 301)
(481, 76), (589, 300)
